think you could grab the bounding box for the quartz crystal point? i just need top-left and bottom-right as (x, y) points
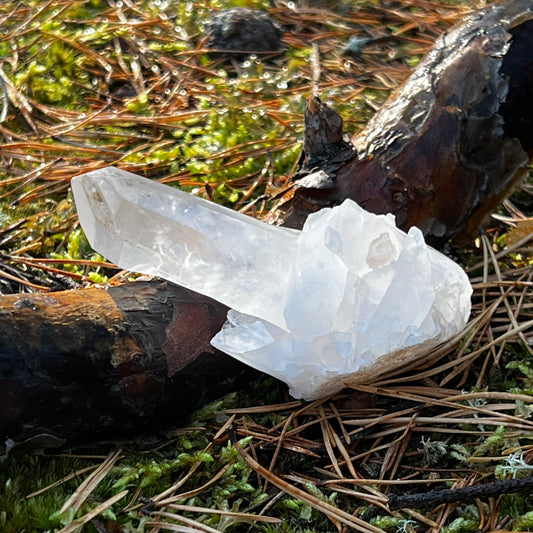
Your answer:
(72, 167), (472, 400)
(72, 167), (299, 329)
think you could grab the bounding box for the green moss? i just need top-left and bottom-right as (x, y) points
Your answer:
(442, 517), (479, 533)
(0, 455), (95, 533)
(515, 510), (533, 531)
(372, 516), (419, 532)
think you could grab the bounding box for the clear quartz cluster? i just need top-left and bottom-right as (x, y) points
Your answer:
(72, 167), (472, 400)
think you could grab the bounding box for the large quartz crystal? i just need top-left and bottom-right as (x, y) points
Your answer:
(72, 167), (472, 400)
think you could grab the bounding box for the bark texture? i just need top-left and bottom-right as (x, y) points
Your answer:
(0, 282), (261, 452)
(277, 0), (533, 246)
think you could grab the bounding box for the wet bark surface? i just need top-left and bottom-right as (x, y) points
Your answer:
(277, 0), (533, 247)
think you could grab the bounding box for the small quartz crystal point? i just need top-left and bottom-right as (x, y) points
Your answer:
(72, 167), (472, 400)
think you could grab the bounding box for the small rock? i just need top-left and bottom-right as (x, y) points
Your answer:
(205, 8), (284, 57)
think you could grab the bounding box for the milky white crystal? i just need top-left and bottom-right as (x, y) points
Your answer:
(72, 167), (472, 400)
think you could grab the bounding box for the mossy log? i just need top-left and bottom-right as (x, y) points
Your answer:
(2, 0), (533, 450)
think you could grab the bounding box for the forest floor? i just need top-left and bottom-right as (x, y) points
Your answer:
(2, 1), (533, 532)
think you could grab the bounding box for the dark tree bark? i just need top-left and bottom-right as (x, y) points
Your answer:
(276, 0), (533, 246)
(0, 282), (262, 452)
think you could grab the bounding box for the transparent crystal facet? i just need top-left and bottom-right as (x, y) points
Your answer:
(72, 167), (298, 329)
(73, 167), (472, 400)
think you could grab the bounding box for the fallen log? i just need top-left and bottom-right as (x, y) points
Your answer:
(0, 281), (261, 452)
(277, 0), (533, 245)
(2, 0), (533, 449)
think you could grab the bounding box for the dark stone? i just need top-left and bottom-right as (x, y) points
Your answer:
(205, 8), (284, 58)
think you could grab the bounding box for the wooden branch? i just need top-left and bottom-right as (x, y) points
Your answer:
(277, 0), (533, 246)
(0, 281), (262, 451)
(388, 475), (533, 510)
